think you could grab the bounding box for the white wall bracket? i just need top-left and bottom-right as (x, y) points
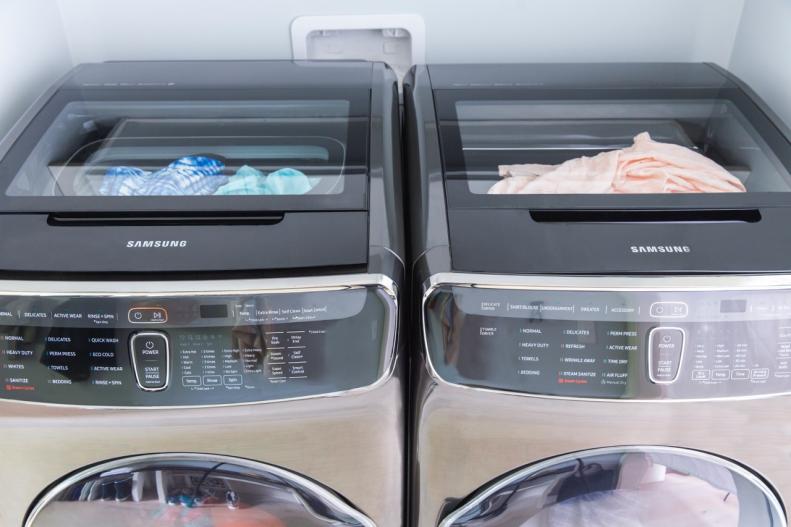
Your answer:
(291, 14), (426, 90)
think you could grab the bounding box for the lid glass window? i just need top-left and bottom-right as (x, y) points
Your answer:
(0, 61), (371, 213)
(436, 87), (791, 208)
(7, 100), (352, 199)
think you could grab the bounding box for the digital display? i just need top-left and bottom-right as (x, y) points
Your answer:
(199, 304), (229, 319)
(720, 299), (747, 313)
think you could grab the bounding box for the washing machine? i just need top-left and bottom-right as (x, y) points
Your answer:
(405, 63), (791, 526)
(0, 60), (405, 526)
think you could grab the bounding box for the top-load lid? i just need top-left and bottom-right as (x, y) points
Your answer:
(0, 61), (379, 275)
(431, 63), (791, 210)
(0, 61), (371, 213)
(426, 63), (791, 274)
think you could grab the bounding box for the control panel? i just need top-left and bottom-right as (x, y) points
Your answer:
(0, 286), (394, 406)
(424, 285), (791, 399)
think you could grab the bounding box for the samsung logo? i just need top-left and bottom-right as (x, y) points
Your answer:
(630, 245), (691, 254)
(126, 240), (188, 248)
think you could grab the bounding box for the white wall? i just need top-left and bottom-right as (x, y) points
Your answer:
(0, 0), (72, 141)
(4, 0), (787, 142)
(729, 0), (791, 127)
(55, 0), (744, 65)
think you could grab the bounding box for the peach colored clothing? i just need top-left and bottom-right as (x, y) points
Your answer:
(490, 132), (746, 194)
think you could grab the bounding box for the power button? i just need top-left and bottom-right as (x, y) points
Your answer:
(129, 332), (169, 391)
(648, 327), (685, 384)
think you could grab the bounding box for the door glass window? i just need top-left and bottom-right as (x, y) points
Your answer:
(26, 455), (373, 527)
(441, 447), (785, 527)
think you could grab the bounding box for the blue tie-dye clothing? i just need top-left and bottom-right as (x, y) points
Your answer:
(100, 156), (226, 196)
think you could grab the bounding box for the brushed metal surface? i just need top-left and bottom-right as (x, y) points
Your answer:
(413, 376), (791, 526)
(413, 273), (791, 525)
(0, 273), (403, 526)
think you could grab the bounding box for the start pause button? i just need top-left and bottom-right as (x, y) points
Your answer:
(130, 332), (169, 391)
(648, 327), (685, 384)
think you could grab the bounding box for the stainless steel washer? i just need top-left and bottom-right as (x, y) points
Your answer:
(0, 60), (405, 527)
(405, 63), (791, 526)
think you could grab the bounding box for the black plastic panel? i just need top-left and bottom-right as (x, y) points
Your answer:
(425, 285), (791, 399)
(0, 212), (368, 273)
(0, 286), (394, 406)
(427, 63), (733, 91)
(448, 207), (791, 274)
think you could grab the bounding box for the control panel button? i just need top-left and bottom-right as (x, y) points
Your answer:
(751, 368), (770, 380)
(648, 327), (685, 384)
(128, 307), (168, 324)
(182, 375), (201, 387)
(712, 369), (730, 381)
(650, 302), (688, 318)
(691, 370), (710, 381)
(129, 332), (169, 391)
(223, 375), (243, 386)
(203, 375), (222, 386)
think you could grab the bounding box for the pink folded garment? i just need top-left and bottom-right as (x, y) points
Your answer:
(489, 132), (746, 194)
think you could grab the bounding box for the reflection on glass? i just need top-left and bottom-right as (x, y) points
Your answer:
(443, 448), (785, 527)
(7, 101), (352, 198)
(448, 100), (791, 195)
(0, 287), (387, 407)
(27, 456), (372, 527)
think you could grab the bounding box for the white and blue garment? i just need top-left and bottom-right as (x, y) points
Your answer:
(100, 156), (227, 196)
(213, 166), (314, 195)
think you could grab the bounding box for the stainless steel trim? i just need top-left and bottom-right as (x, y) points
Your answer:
(23, 452), (376, 527)
(0, 273), (396, 297)
(424, 272), (791, 293)
(462, 146), (628, 151)
(420, 272), (791, 403)
(0, 273), (399, 409)
(437, 445), (787, 527)
(128, 331), (170, 392)
(375, 245), (406, 269)
(647, 326), (685, 385)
